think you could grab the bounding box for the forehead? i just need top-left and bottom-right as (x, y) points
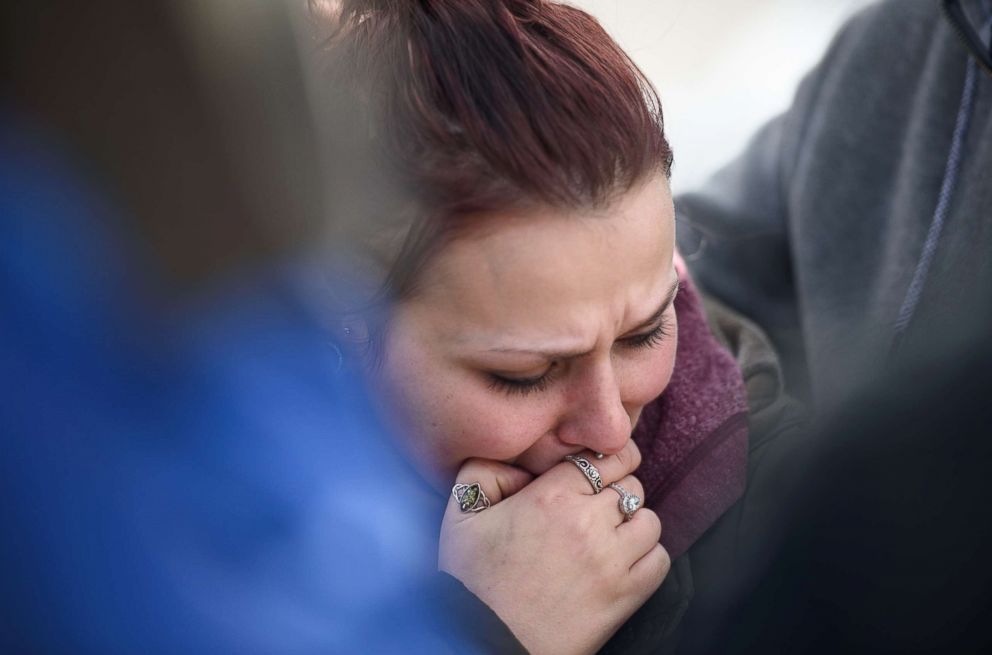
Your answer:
(405, 176), (676, 342)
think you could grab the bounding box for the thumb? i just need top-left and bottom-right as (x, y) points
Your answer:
(445, 458), (533, 521)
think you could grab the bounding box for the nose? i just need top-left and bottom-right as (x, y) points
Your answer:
(556, 357), (632, 455)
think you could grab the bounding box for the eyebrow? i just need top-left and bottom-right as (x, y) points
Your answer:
(485, 275), (681, 359)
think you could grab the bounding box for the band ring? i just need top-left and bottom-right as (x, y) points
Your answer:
(608, 482), (642, 521)
(451, 482), (491, 513)
(564, 455), (604, 494)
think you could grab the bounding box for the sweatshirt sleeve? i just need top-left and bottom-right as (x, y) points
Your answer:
(427, 573), (529, 654)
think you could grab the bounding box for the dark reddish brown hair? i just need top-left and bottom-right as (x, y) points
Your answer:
(318, 0), (673, 352)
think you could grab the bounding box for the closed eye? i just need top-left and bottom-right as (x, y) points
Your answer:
(487, 363), (559, 396)
(619, 315), (672, 349)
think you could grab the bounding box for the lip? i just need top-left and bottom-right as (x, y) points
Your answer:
(511, 443), (618, 478)
(502, 415), (641, 477)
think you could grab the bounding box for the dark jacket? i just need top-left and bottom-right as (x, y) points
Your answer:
(694, 337), (992, 654)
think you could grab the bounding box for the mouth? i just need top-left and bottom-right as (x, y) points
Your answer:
(510, 447), (599, 478)
(503, 419), (640, 479)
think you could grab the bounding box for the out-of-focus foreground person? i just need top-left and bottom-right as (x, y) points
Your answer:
(701, 340), (992, 654)
(0, 1), (497, 652)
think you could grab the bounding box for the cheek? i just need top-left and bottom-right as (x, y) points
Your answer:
(410, 392), (559, 487)
(435, 392), (556, 463)
(621, 319), (679, 415)
(379, 330), (556, 485)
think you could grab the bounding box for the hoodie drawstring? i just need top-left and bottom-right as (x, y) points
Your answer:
(892, 10), (992, 339)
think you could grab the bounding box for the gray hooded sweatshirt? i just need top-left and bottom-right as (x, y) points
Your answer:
(676, 0), (992, 410)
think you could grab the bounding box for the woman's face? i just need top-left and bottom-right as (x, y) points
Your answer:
(377, 174), (678, 489)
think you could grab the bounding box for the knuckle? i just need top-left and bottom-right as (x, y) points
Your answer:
(572, 508), (599, 540)
(533, 486), (567, 511)
(566, 509), (610, 556)
(638, 508), (663, 540)
(622, 474), (645, 500)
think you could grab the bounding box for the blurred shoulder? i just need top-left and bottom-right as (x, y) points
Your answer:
(832, 0), (942, 51)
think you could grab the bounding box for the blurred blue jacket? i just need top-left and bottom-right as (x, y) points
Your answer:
(0, 119), (455, 654)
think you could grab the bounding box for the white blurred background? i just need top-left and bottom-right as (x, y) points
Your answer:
(572, 0), (876, 194)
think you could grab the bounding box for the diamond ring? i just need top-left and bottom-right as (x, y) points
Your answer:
(451, 482), (491, 513)
(564, 455), (604, 493)
(608, 482), (641, 521)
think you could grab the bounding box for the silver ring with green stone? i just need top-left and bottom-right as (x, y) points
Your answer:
(608, 482), (641, 521)
(564, 455), (604, 494)
(451, 482), (491, 513)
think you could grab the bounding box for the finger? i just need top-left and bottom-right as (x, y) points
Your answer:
(599, 474), (645, 527)
(445, 458), (533, 523)
(616, 506), (663, 557)
(547, 438), (642, 494)
(627, 542), (671, 596)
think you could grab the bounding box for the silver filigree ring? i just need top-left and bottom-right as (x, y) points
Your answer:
(451, 482), (491, 513)
(608, 482), (641, 521)
(564, 455), (604, 494)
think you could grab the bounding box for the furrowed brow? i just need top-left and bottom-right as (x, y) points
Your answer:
(624, 275), (680, 335)
(483, 275), (681, 359)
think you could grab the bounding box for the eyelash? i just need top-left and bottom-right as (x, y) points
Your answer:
(621, 314), (672, 349)
(487, 369), (556, 397)
(487, 314), (673, 397)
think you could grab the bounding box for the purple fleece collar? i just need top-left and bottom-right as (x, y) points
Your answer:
(632, 267), (749, 560)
